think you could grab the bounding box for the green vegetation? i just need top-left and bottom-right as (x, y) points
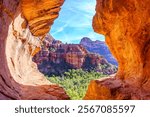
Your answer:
(47, 69), (106, 100)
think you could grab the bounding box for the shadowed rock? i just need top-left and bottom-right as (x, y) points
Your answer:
(0, 0), (69, 100)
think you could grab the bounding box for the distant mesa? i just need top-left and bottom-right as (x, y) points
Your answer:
(80, 37), (118, 66)
(33, 34), (117, 76)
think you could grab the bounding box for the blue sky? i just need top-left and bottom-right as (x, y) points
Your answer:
(50, 0), (105, 44)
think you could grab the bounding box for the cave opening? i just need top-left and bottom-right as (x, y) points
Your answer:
(1, 0), (150, 100)
(32, 0), (118, 99)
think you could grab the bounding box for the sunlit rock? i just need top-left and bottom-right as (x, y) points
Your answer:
(0, 0), (69, 99)
(84, 0), (150, 100)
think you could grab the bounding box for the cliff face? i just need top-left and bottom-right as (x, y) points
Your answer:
(80, 37), (118, 65)
(84, 0), (150, 99)
(0, 0), (69, 99)
(33, 35), (117, 76)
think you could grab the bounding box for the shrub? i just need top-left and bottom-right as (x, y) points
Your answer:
(47, 69), (106, 100)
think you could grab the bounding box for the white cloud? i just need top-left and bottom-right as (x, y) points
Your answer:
(50, 0), (105, 44)
(86, 32), (105, 41)
(52, 23), (68, 35)
(74, 1), (96, 15)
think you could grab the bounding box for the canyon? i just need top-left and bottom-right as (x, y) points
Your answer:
(33, 34), (117, 76)
(0, 0), (150, 100)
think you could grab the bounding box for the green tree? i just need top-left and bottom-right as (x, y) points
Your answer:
(47, 69), (106, 100)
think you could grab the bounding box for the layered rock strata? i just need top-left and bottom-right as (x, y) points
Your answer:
(0, 0), (69, 99)
(33, 35), (117, 76)
(84, 0), (150, 99)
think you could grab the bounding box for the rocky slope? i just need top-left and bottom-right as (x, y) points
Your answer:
(0, 0), (69, 99)
(80, 37), (118, 65)
(33, 34), (117, 76)
(84, 0), (150, 99)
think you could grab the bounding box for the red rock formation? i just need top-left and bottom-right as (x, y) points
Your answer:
(84, 0), (150, 99)
(50, 44), (88, 69)
(0, 0), (69, 99)
(33, 36), (117, 76)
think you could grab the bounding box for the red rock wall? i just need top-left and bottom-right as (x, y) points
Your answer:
(33, 39), (117, 76)
(84, 0), (150, 99)
(0, 0), (69, 99)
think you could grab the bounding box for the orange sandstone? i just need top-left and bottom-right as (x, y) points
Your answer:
(0, 0), (69, 99)
(84, 0), (150, 100)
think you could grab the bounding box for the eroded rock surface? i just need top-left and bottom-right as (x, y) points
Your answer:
(33, 34), (117, 76)
(84, 0), (150, 99)
(0, 0), (69, 99)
